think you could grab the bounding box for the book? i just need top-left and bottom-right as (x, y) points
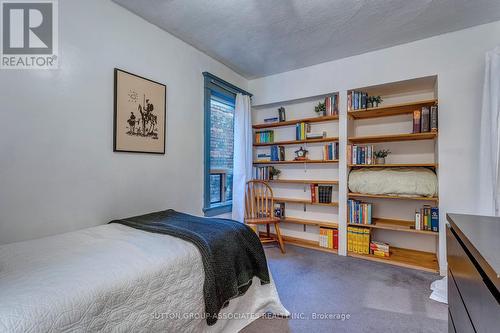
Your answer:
(415, 210), (421, 230)
(421, 106), (430, 132)
(333, 94), (339, 115)
(279, 146), (285, 161)
(310, 184), (317, 203)
(333, 229), (339, 249)
(348, 199), (372, 224)
(325, 96), (332, 116)
(413, 110), (421, 133)
(274, 202), (285, 218)
(264, 117), (278, 123)
(431, 207), (439, 232)
(430, 106), (438, 132)
(306, 132), (325, 139)
(370, 241), (390, 257)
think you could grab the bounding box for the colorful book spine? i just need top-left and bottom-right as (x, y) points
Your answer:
(430, 105), (438, 132)
(421, 106), (430, 132)
(347, 226), (370, 254)
(413, 110), (421, 133)
(431, 207), (439, 232)
(348, 199), (372, 224)
(348, 145), (375, 165)
(319, 227), (338, 250)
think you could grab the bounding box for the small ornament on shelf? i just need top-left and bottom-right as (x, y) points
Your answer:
(373, 149), (391, 164)
(294, 146), (309, 161)
(278, 107), (286, 122)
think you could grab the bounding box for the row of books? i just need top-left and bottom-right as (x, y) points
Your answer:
(319, 227), (338, 249)
(295, 122), (311, 140)
(347, 91), (368, 111)
(371, 241), (390, 257)
(310, 185), (334, 203)
(321, 95), (339, 116)
(323, 142), (339, 161)
(256, 153), (271, 162)
(274, 203), (285, 218)
(270, 145), (285, 161)
(415, 206), (439, 232)
(254, 166), (272, 180)
(255, 130), (274, 144)
(413, 106), (438, 133)
(347, 226), (370, 254)
(348, 199), (372, 224)
(347, 144), (375, 165)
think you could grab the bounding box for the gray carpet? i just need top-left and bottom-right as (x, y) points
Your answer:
(241, 245), (447, 333)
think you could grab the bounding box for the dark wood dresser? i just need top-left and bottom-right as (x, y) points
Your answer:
(446, 214), (500, 333)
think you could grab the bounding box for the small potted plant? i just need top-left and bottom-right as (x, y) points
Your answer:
(373, 96), (383, 107)
(314, 101), (326, 117)
(374, 149), (391, 164)
(269, 167), (281, 180)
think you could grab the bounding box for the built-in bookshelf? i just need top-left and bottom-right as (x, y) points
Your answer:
(346, 76), (440, 273)
(251, 75), (442, 274)
(252, 93), (340, 253)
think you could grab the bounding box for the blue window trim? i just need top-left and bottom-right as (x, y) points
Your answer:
(203, 72), (251, 217)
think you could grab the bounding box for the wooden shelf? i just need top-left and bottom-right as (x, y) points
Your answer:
(254, 136), (338, 147)
(348, 192), (439, 202)
(349, 163), (437, 168)
(348, 132), (438, 144)
(348, 99), (437, 119)
(261, 232), (338, 254)
(348, 246), (439, 273)
(253, 115), (339, 129)
(274, 197), (338, 207)
(281, 216), (338, 228)
(348, 218), (438, 236)
(253, 159), (338, 165)
(267, 179), (339, 185)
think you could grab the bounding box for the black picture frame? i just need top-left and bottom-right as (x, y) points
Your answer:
(113, 68), (166, 154)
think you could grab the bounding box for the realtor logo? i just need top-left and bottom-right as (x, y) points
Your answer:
(1, 0), (58, 69)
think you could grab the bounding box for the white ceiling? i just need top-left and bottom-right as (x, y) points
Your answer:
(113, 0), (500, 79)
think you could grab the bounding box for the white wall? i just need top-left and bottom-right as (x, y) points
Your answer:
(248, 21), (500, 274)
(0, 0), (246, 245)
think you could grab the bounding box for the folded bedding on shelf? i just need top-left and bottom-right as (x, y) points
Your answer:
(348, 167), (438, 197)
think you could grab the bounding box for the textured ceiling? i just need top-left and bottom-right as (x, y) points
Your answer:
(113, 0), (500, 78)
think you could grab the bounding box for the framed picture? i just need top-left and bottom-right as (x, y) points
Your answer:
(114, 68), (166, 154)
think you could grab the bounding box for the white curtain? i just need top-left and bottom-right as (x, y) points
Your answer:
(478, 46), (500, 216)
(232, 94), (253, 222)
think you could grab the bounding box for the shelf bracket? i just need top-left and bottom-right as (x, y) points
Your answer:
(303, 224), (306, 232)
(303, 203), (306, 212)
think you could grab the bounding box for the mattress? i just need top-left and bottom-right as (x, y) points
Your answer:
(348, 167), (438, 197)
(0, 224), (288, 333)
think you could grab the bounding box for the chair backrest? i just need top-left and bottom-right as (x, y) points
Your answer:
(244, 180), (274, 220)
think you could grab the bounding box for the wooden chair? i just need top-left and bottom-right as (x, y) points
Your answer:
(244, 180), (285, 253)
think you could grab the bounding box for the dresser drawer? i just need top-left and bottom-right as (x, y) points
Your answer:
(448, 269), (475, 333)
(447, 226), (500, 333)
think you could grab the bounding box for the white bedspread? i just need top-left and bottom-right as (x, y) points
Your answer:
(0, 224), (289, 333)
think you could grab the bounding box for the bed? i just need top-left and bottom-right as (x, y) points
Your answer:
(0, 212), (289, 333)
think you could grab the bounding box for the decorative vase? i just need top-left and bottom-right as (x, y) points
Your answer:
(376, 157), (385, 164)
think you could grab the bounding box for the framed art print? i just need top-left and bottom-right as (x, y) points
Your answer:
(114, 68), (166, 154)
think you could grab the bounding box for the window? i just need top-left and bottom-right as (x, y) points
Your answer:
(203, 72), (249, 216)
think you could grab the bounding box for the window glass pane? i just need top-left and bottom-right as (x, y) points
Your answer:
(209, 96), (234, 205)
